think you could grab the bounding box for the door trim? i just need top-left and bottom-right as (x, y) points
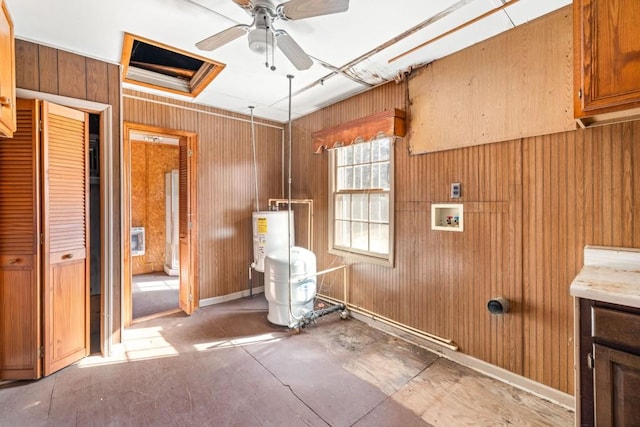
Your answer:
(123, 122), (198, 326)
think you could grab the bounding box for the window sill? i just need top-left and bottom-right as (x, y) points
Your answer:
(329, 247), (394, 268)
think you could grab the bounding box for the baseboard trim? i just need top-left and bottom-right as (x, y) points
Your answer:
(350, 311), (576, 411)
(199, 287), (265, 308)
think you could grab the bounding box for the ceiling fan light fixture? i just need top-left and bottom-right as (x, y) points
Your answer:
(247, 27), (276, 55)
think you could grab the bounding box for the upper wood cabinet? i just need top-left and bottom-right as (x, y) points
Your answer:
(574, 0), (640, 126)
(0, 0), (16, 137)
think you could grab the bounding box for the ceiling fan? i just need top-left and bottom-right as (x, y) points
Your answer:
(195, 0), (349, 71)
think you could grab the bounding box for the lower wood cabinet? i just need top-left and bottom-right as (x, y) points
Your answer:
(593, 343), (640, 426)
(578, 300), (640, 426)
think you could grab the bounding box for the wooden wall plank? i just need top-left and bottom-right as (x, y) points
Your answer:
(14, 40), (39, 91)
(37, 45), (58, 95)
(85, 58), (109, 104)
(57, 50), (86, 100)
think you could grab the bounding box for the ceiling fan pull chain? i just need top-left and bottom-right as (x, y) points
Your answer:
(270, 31), (276, 71)
(264, 17), (269, 68)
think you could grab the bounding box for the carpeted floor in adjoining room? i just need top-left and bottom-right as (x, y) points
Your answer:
(0, 295), (574, 426)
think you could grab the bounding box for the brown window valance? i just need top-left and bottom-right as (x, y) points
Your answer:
(311, 109), (406, 153)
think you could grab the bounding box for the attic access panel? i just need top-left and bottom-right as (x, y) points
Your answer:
(121, 33), (225, 98)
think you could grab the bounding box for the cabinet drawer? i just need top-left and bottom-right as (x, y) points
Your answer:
(593, 306), (640, 354)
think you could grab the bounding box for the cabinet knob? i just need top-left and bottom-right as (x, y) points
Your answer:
(0, 96), (11, 108)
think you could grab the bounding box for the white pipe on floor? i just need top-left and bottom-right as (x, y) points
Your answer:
(316, 293), (459, 352)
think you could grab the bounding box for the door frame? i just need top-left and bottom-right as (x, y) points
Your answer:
(123, 122), (198, 326)
(16, 88), (116, 357)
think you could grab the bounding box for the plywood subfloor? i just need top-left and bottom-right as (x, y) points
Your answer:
(0, 295), (573, 426)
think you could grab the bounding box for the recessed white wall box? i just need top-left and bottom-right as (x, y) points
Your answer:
(431, 203), (463, 232)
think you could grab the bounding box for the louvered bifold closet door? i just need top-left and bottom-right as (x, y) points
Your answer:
(178, 138), (193, 314)
(0, 99), (41, 380)
(41, 101), (90, 376)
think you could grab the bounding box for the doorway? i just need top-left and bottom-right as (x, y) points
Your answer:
(123, 123), (198, 326)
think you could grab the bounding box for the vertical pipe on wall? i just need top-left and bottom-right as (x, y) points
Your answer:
(249, 106), (259, 212)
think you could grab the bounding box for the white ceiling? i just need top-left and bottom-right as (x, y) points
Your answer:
(9, 0), (571, 122)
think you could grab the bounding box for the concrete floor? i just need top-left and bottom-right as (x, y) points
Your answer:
(0, 296), (574, 426)
(132, 272), (179, 319)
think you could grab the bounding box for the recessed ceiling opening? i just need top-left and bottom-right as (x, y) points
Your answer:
(121, 33), (225, 97)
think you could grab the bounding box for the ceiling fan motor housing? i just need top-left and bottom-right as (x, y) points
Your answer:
(247, 8), (276, 55)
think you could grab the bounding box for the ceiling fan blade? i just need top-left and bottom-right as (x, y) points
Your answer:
(275, 30), (313, 70)
(232, 0), (252, 8)
(196, 25), (250, 51)
(278, 0), (349, 20)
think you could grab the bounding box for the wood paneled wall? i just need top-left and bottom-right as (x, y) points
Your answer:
(123, 90), (283, 299)
(291, 75), (640, 394)
(14, 39), (122, 341)
(522, 121), (640, 393)
(130, 142), (179, 275)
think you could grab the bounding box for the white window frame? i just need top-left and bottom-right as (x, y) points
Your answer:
(328, 137), (395, 267)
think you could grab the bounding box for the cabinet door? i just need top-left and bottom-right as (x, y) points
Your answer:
(574, 0), (640, 117)
(0, 99), (40, 379)
(594, 343), (640, 426)
(41, 101), (90, 376)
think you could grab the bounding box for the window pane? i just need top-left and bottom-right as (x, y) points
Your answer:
(337, 146), (352, 166)
(378, 162), (390, 190)
(353, 164), (371, 189)
(372, 138), (391, 161)
(335, 194), (350, 220)
(353, 143), (370, 165)
(337, 166), (353, 190)
(371, 162), (390, 190)
(370, 223), (389, 254)
(351, 221), (368, 251)
(371, 138), (380, 162)
(335, 220), (350, 247)
(369, 193), (389, 222)
(351, 194), (368, 221)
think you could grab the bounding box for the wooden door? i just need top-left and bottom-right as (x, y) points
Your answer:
(178, 137), (196, 315)
(41, 101), (90, 375)
(0, 99), (40, 379)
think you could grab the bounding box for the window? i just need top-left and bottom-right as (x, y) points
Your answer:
(329, 137), (394, 265)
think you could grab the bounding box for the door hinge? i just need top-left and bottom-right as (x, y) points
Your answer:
(587, 352), (594, 370)
(578, 88), (583, 99)
(39, 346), (44, 358)
(39, 120), (43, 132)
(188, 149), (193, 157)
(40, 233), (44, 245)
(188, 222), (193, 230)
(188, 293), (193, 302)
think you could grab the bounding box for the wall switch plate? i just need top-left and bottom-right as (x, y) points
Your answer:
(451, 182), (461, 199)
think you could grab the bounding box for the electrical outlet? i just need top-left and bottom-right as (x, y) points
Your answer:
(451, 182), (461, 199)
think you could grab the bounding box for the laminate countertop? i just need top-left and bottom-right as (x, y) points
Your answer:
(570, 246), (640, 309)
